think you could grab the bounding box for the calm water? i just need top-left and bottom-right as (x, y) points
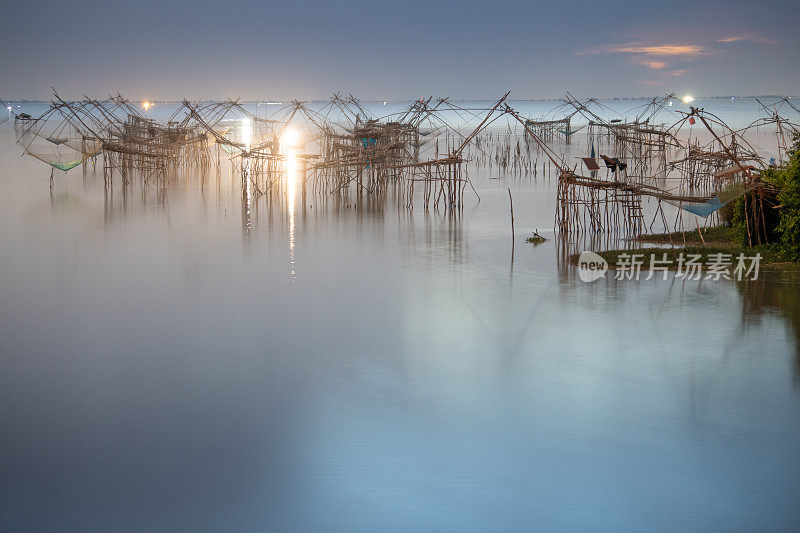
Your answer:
(1, 99), (800, 531)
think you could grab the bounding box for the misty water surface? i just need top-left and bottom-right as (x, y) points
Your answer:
(1, 99), (799, 531)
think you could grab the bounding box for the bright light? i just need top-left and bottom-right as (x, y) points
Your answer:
(681, 95), (695, 104)
(240, 118), (253, 152)
(142, 101), (153, 111)
(280, 128), (301, 151)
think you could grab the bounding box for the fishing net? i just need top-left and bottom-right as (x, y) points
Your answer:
(0, 100), (10, 125)
(15, 114), (99, 171)
(64, 137), (102, 158)
(664, 176), (748, 218)
(659, 140), (758, 218)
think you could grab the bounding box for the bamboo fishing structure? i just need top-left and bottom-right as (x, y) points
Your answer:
(10, 90), (796, 241)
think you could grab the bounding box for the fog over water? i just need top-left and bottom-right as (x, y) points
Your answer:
(1, 98), (799, 531)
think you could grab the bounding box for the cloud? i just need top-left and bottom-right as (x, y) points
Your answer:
(578, 42), (708, 57)
(717, 35), (777, 45)
(631, 56), (668, 69)
(660, 69), (687, 78)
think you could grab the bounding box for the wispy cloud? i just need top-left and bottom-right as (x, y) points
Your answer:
(632, 57), (667, 69)
(660, 69), (687, 78)
(717, 35), (777, 45)
(578, 42), (708, 57)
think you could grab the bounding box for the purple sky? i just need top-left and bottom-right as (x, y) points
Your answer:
(1, 0), (797, 100)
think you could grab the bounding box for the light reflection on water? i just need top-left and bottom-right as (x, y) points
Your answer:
(286, 148), (297, 281)
(0, 127), (799, 531)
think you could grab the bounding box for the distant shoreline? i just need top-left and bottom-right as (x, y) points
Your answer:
(3, 95), (796, 105)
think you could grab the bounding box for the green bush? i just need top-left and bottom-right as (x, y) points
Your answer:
(765, 133), (800, 248)
(728, 133), (800, 253)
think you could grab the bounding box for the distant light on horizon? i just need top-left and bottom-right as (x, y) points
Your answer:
(681, 95), (695, 104)
(142, 101), (153, 111)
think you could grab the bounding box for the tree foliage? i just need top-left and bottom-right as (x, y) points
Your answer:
(763, 133), (800, 249)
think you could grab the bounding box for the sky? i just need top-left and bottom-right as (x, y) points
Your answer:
(0, 0), (797, 101)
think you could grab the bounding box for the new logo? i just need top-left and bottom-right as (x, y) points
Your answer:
(577, 251), (608, 282)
